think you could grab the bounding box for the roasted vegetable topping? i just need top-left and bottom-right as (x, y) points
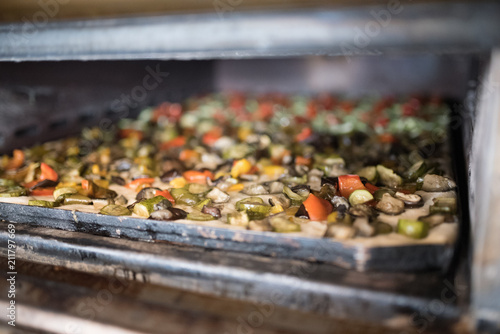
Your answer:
(0, 93), (458, 241)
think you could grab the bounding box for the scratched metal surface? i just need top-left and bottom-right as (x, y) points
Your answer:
(0, 202), (454, 272)
(0, 225), (468, 333)
(0, 258), (459, 334)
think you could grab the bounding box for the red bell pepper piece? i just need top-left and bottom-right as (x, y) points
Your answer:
(154, 189), (175, 204)
(125, 178), (156, 190)
(40, 162), (59, 182)
(364, 182), (379, 194)
(183, 170), (214, 184)
(30, 187), (55, 196)
(303, 193), (333, 221)
(338, 175), (367, 199)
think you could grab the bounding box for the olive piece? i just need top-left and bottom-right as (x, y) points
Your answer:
(160, 169), (181, 183)
(169, 208), (188, 220)
(201, 206), (222, 218)
(136, 187), (162, 201)
(111, 175), (126, 186)
(294, 204), (310, 219)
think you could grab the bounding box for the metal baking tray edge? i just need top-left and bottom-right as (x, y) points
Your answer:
(0, 202), (453, 271)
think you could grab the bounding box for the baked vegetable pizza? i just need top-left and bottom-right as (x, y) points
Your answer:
(0, 94), (458, 247)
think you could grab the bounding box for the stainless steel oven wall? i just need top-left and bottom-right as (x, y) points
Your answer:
(215, 55), (474, 98)
(0, 60), (214, 153)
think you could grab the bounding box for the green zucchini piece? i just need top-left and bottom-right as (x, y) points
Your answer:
(235, 197), (264, 210)
(187, 211), (215, 221)
(28, 200), (58, 208)
(188, 183), (210, 195)
(356, 166), (377, 183)
(227, 211), (250, 227)
(283, 186), (305, 205)
(133, 195), (167, 217)
(348, 189), (374, 206)
(373, 188), (395, 201)
(0, 186), (28, 197)
(53, 187), (78, 200)
(376, 165), (402, 188)
(0, 179), (18, 187)
(280, 175), (308, 185)
(397, 219), (429, 239)
(374, 221), (393, 235)
(269, 216), (301, 233)
(404, 160), (427, 181)
(169, 188), (199, 206)
(63, 194), (92, 205)
(100, 204), (131, 216)
(429, 197), (457, 215)
(235, 197), (270, 220)
(193, 198), (212, 211)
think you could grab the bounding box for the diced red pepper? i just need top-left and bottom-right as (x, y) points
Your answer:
(6, 149), (24, 170)
(303, 193), (333, 221)
(160, 136), (186, 150)
(202, 128), (222, 146)
(338, 175), (367, 199)
(378, 133), (396, 143)
(179, 149), (199, 161)
(154, 189), (175, 204)
(119, 129), (144, 141)
(81, 179), (90, 190)
(40, 162), (58, 182)
(364, 182), (379, 194)
(296, 127), (312, 142)
(125, 178), (156, 190)
(30, 187), (55, 196)
(183, 170), (214, 184)
(295, 156), (312, 166)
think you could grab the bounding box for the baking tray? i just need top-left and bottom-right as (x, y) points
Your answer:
(0, 201), (455, 271)
(0, 107), (467, 272)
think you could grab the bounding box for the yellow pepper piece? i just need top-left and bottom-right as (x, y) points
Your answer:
(91, 164), (101, 175)
(238, 127), (252, 141)
(228, 183), (245, 192)
(262, 165), (287, 179)
(327, 212), (338, 224)
(285, 206), (299, 216)
(94, 179), (109, 188)
(231, 159), (252, 178)
(170, 177), (187, 188)
(214, 171), (229, 180)
(56, 182), (78, 189)
(270, 204), (284, 214)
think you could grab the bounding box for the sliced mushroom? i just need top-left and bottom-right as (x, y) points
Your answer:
(376, 193), (405, 215)
(268, 181), (285, 194)
(136, 187), (161, 201)
(394, 192), (424, 208)
(239, 174), (259, 182)
(326, 223), (356, 240)
(421, 174), (456, 192)
(242, 184), (269, 195)
(268, 194), (291, 209)
(249, 219), (272, 232)
(349, 204), (375, 218)
(206, 187), (230, 203)
(353, 217), (375, 237)
(331, 196), (349, 211)
(418, 214), (446, 227)
(149, 209), (173, 221)
(150, 208), (188, 220)
(153, 199), (173, 211)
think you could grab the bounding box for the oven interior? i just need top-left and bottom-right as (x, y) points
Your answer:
(0, 53), (488, 332)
